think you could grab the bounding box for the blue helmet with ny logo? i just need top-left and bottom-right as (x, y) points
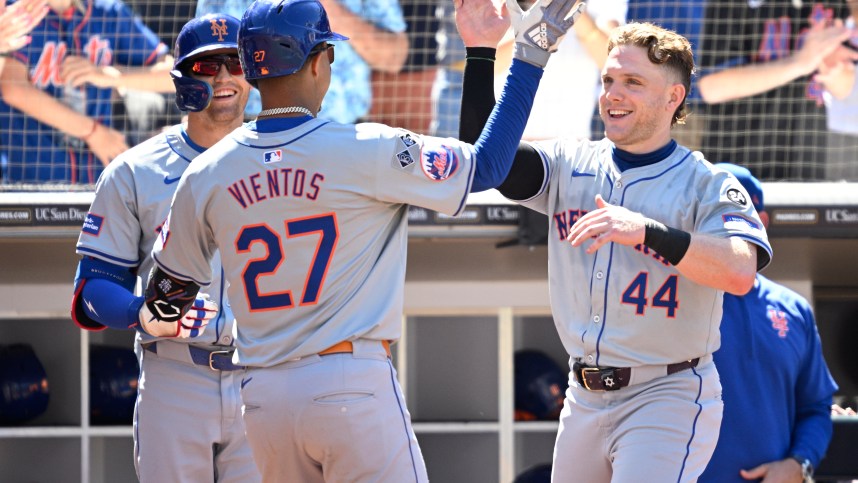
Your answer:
(171, 13), (241, 112)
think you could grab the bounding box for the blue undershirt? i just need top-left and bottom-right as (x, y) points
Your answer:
(470, 59), (543, 191)
(611, 139), (677, 172)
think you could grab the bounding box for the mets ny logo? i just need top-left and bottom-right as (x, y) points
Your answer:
(210, 19), (229, 41)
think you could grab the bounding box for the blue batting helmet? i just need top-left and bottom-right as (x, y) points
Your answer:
(171, 13), (241, 112)
(0, 344), (50, 425)
(514, 350), (568, 421)
(90, 345), (139, 425)
(238, 0), (348, 81)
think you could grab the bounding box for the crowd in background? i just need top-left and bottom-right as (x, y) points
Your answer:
(2, 0), (858, 186)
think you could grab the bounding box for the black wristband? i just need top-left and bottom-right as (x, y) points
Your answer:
(465, 47), (497, 62)
(643, 219), (691, 266)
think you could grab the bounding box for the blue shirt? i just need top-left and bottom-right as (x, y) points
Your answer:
(699, 274), (838, 482)
(0, 0), (167, 184)
(196, 0), (406, 123)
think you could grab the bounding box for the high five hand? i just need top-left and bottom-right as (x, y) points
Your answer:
(507, 0), (584, 68)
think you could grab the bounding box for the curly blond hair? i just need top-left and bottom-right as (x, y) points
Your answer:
(607, 22), (696, 126)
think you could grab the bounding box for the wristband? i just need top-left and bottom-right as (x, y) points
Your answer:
(81, 119), (99, 141)
(465, 47), (497, 63)
(643, 219), (691, 266)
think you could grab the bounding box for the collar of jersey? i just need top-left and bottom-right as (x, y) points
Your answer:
(250, 115), (314, 133)
(612, 139), (677, 173)
(179, 126), (208, 154)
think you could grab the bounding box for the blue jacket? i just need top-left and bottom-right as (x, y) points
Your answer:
(700, 274), (837, 482)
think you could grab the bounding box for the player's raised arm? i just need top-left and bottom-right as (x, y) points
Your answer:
(457, 0), (582, 195)
(457, 0), (585, 193)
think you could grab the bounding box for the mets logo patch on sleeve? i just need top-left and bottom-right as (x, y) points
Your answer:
(264, 149), (283, 164)
(81, 213), (104, 236)
(421, 142), (459, 181)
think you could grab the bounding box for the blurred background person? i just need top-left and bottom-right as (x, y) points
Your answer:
(700, 163), (839, 483)
(0, 0), (49, 74)
(0, 0), (174, 185)
(697, 0), (857, 181)
(367, 0), (438, 133)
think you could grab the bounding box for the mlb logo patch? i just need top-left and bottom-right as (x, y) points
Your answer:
(81, 213), (104, 236)
(264, 150), (283, 164)
(421, 145), (459, 181)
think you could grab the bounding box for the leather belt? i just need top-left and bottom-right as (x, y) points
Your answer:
(144, 342), (246, 371)
(319, 340), (392, 358)
(573, 358), (700, 392)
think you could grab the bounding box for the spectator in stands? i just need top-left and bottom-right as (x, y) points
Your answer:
(697, 1), (857, 181)
(367, 0), (437, 133)
(197, 0), (407, 124)
(429, 0), (464, 138)
(0, 0), (48, 73)
(0, 0), (175, 184)
(626, 0), (706, 150)
(494, 0), (626, 141)
(823, 1), (858, 182)
(700, 163), (838, 483)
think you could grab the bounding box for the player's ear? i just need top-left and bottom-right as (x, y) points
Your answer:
(309, 51), (324, 78)
(667, 83), (685, 110)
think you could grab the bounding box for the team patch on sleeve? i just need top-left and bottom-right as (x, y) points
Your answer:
(264, 149), (283, 164)
(395, 131), (421, 168)
(81, 213), (105, 236)
(722, 213), (760, 231)
(420, 139), (459, 181)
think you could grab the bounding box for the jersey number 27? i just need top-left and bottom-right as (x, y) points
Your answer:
(236, 213), (339, 311)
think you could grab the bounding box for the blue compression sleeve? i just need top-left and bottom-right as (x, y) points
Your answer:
(470, 59), (543, 192)
(81, 278), (145, 330)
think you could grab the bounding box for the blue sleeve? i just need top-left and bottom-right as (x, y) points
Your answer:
(790, 301), (838, 467)
(110, 1), (168, 66)
(470, 59), (542, 192)
(71, 257), (144, 331)
(81, 279), (145, 330)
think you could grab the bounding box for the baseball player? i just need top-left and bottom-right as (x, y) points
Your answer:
(0, 0), (173, 184)
(71, 14), (260, 483)
(458, 21), (774, 482)
(136, 0), (583, 480)
(699, 164), (838, 483)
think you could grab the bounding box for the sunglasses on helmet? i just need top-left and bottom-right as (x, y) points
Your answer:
(190, 54), (243, 76)
(309, 43), (335, 64)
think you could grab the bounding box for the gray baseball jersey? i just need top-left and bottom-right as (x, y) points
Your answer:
(75, 124), (259, 482)
(76, 124), (232, 347)
(152, 119), (475, 368)
(518, 138), (773, 368)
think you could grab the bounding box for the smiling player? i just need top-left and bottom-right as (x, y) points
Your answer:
(72, 14), (260, 483)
